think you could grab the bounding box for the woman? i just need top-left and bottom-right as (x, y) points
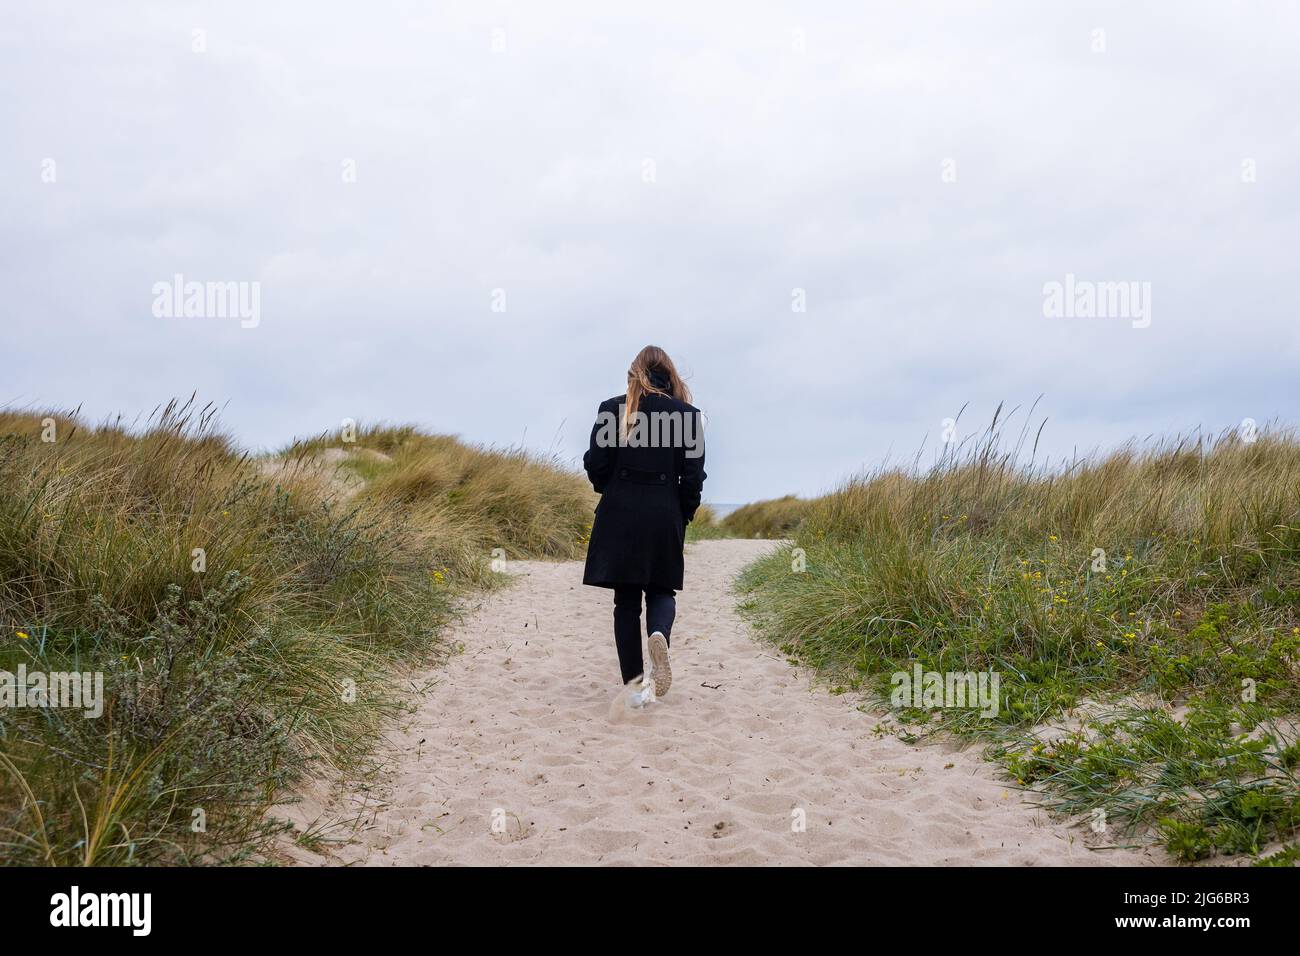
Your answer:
(582, 346), (706, 705)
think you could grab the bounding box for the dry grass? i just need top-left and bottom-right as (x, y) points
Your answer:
(282, 423), (595, 561)
(721, 494), (815, 538)
(0, 403), (593, 865)
(738, 411), (1300, 861)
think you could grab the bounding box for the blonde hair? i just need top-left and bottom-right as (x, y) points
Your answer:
(625, 345), (691, 432)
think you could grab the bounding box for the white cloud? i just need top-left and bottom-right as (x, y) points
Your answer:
(2, 1), (1298, 501)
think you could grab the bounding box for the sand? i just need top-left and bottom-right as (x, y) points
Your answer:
(283, 539), (1157, 866)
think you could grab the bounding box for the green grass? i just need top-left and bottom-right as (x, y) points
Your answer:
(735, 410), (1300, 863)
(0, 402), (593, 865)
(999, 706), (1299, 860)
(1254, 842), (1300, 866)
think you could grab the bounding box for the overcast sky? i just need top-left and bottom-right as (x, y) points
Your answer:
(3, 1), (1299, 502)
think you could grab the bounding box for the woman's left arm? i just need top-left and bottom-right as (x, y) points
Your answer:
(677, 408), (706, 522)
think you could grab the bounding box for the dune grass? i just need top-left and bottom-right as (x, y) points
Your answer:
(685, 504), (733, 541)
(0, 402), (593, 865)
(736, 409), (1300, 862)
(282, 423), (595, 562)
(720, 495), (815, 538)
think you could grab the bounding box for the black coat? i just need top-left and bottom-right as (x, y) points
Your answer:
(581, 387), (706, 591)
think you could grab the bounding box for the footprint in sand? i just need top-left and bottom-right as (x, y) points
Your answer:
(294, 540), (1156, 867)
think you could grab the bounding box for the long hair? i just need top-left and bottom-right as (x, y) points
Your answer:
(624, 345), (690, 432)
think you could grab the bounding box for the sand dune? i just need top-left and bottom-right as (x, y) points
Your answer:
(285, 539), (1156, 866)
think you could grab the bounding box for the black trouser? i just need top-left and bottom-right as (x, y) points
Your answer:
(612, 585), (676, 684)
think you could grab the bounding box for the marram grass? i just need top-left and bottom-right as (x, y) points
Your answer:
(0, 402), (593, 865)
(737, 416), (1300, 862)
(720, 495), (812, 538)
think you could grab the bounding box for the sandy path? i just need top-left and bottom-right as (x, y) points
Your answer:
(295, 539), (1155, 866)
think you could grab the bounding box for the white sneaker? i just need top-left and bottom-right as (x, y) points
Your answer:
(626, 675), (655, 709)
(647, 631), (671, 698)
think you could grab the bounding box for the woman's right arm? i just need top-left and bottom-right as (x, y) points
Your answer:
(582, 400), (616, 493)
